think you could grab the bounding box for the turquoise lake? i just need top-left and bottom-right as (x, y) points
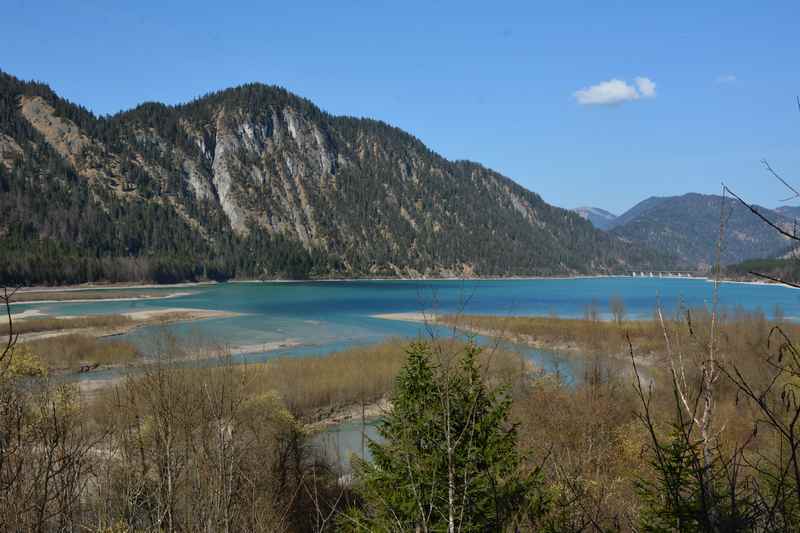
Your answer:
(14, 277), (800, 386)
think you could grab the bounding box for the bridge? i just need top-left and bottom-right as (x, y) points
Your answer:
(626, 271), (702, 278)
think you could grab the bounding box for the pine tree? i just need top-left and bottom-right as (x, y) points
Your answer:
(342, 341), (537, 532)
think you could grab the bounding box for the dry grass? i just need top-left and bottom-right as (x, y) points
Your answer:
(513, 374), (647, 528)
(245, 338), (526, 419)
(2, 314), (133, 335)
(438, 309), (800, 363)
(5, 310), (227, 337)
(499, 306), (799, 529)
(9, 290), (166, 303)
(66, 339), (324, 532)
(256, 340), (407, 416)
(22, 334), (140, 369)
(83, 339), (408, 425)
(438, 314), (665, 358)
(86, 336), (530, 424)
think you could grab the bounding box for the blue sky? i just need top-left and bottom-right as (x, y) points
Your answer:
(1, 1), (798, 214)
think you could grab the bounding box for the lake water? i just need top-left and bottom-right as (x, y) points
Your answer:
(15, 277), (800, 384)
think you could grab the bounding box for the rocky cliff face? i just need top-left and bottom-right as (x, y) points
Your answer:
(0, 71), (669, 282)
(206, 105), (338, 242)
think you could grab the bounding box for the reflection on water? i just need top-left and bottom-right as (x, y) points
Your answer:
(314, 420), (381, 470)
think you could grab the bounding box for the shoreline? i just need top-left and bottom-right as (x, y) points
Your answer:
(371, 312), (661, 366)
(9, 291), (195, 307)
(227, 340), (303, 355)
(73, 337), (301, 396)
(14, 280), (218, 293)
(232, 276), (799, 289)
(371, 312), (440, 323)
(17, 308), (242, 342)
(13, 274), (796, 293)
(232, 274), (676, 283)
(307, 398), (390, 430)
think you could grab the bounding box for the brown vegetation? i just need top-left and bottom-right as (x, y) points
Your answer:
(4, 314), (133, 335)
(428, 308), (800, 529)
(6, 309), (237, 342)
(438, 307), (794, 362)
(24, 334), (140, 369)
(86, 356), (334, 531)
(210, 337), (528, 423)
(9, 289), (184, 303)
(3, 292), (800, 529)
(0, 325), (345, 531)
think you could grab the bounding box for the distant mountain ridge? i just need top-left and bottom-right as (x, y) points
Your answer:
(571, 207), (618, 230)
(775, 206), (800, 219)
(0, 70), (669, 284)
(609, 193), (791, 269)
(606, 197), (669, 230)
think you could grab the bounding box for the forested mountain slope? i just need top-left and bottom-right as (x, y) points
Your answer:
(0, 71), (668, 284)
(610, 193), (792, 270)
(571, 207), (617, 230)
(606, 196), (667, 230)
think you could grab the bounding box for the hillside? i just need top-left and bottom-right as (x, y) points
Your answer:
(775, 205), (800, 219)
(0, 71), (668, 284)
(610, 193), (791, 269)
(571, 207), (617, 230)
(606, 196), (668, 230)
(725, 257), (800, 285)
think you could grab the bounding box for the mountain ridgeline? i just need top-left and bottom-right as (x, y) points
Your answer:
(571, 207), (618, 230)
(0, 71), (669, 285)
(608, 193), (794, 269)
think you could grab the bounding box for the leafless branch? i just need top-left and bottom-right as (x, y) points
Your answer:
(0, 286), (21, 373)
(724, 185), (799, 242)
(747, 271), (800, 289)
(763, 159), (800, 203)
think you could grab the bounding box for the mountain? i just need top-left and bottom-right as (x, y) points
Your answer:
(606, 196), (668, 230)
(0, 70), (669, 285)
(610, 193), (792, 270)
(775, 206), (800, 219)
(571, 207), (618, 230)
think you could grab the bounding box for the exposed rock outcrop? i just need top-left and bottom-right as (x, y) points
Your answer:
(1, 71), (670, 280)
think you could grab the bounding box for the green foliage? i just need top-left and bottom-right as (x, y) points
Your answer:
(636, 419), (758, 532)
(637, 428), (709, 532)
(725, 256), (800, 285)
(343, 341), (538, 531)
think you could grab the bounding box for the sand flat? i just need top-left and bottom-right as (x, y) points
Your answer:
(9, 291), (194, 305)
(227, 339), (303, 354)
(16, 308), (242, 342)
(119, 308), (238, 321)
(9, 309), (45, 319)
(371, 312), (440, 323)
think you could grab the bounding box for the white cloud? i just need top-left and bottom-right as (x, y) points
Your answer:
(715, 74), (737, 84)
(573, 76), (656, 106)
(635, 76), (656, 97)
(574, 79), (639, 105)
